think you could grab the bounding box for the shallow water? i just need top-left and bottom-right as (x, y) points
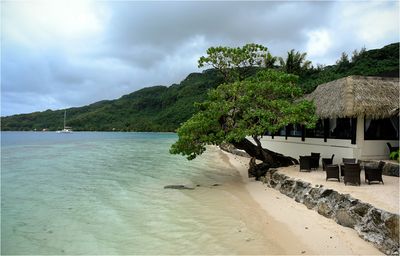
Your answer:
(1, 132), (277, 254)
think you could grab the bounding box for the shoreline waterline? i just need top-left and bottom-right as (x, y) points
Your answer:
(1, 132), (382, 254)
(0, 132), (304, 254)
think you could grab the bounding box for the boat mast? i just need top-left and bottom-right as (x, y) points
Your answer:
(64, 110), (66, 129)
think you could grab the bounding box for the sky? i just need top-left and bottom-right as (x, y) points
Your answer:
(2, 1), (399, 116)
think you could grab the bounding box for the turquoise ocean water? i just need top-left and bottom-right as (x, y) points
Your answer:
(1, 132), (275, 255)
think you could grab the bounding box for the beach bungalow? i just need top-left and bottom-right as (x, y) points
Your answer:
(260, 76), (399, 163)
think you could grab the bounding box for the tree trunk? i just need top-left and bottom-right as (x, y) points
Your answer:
(231, 137), (298, 167)
(231, 137), (298, 180)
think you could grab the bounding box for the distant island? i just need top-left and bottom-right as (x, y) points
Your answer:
(1, 43), (398, 132)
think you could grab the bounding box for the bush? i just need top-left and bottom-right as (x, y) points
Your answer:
(389, 150), (399, 161)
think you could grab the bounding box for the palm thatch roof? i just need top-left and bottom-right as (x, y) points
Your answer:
(304, 76), (399, 119)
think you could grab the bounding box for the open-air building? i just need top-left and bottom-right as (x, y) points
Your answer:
(261, 75), (399, 163)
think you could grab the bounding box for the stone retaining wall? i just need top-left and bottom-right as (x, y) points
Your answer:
(262, 169), (399, 255)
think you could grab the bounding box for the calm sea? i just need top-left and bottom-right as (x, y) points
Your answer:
(1, 132), (276, 255)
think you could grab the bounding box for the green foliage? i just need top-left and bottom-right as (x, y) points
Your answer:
(1, 69), (224, 132)
(279, 49), (312, 75)
(299, 43), (399, 93)
(198, 43), (275, 82)
(170, 70), (318, 160)
(389, 150), (399, 161)
(2, 43), (398, 132)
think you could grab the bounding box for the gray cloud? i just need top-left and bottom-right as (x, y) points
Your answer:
(1, 1), (398, 116)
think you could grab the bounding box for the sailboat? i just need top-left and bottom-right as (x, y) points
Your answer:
(56, 110), (72, 133)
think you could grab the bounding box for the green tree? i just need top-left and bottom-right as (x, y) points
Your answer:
(279, 49), (312, 75)
(198, 43), (276, 83)
(336, 52), (351, 72)
(351, 46), (366, 63)
(170, 69), (318, 170)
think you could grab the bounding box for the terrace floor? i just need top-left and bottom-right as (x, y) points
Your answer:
(275, 165), (399, 214)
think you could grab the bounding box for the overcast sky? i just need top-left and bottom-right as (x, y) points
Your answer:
(2, 1), (399, 116)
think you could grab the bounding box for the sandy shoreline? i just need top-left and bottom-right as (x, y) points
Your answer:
(217, 148), (382, 255)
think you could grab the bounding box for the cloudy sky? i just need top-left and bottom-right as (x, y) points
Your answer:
(2, 1), (399, 116)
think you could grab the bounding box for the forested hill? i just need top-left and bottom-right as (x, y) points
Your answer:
(1, 69), (225, 131)
(299, 42), (399, 93)
(2, 43), (399, 132)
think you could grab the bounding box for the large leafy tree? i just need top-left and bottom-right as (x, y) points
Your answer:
(198, 43), (277, 83)
(170, 64), (318, 169)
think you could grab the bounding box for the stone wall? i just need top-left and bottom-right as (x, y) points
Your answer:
(262, 169), (399, 255)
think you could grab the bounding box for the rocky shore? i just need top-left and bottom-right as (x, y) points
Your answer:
(262, 169), (399, 255)
(219, 147), (394, 255)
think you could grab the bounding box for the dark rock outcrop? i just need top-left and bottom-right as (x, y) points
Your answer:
(262, 169), (399, 255)
(164, 185), (195, 190)
(248, 157), (270, 180)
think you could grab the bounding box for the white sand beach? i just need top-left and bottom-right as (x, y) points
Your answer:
(217, 148), (383, 255)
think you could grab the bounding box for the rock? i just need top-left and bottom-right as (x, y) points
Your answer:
(320, 189), (334, 197)
(303, 195), (317, 210)
(370, 209), (383, 226)
(384, 215), (399, 241)
(164, 185), (195, 190)
(351, 202), (371, 217)
(383, 163), (399, 177)
(248, 158), (270, 180)
(212, 184), (221, 187)
(336, 209), (356, 228)
(317, 202), (333, 218)
(263, 169), (400, 254)
(279, 179), (295, 197)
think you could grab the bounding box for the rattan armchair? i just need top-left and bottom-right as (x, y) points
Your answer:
(322, 154), (335, 171)
(310, 152), (320, 170)
(340, 158), (356, 176)
(387, 143), (399, 154)
(325, 164), (340, 182)
(299, 156), (312, 172)
(343, 163), (361, 186)
(364, 161), (385, 185)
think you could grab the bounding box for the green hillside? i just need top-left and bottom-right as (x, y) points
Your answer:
(299, 43), (399, 93)
(1, 69), (224, 132)
(1, 43), (398, 132)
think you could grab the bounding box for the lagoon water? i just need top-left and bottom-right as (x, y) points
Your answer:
(1, 132), (278, 254)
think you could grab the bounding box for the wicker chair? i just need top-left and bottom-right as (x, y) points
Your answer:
(322, 154), (335, 171)
(310, 152), (320, 170)
(340, 158), (356, 176)
(364, 161), (385, 185)
(387, 143), (399, 154)
(325, 164), (340, 182)
(299, 156), (312, 172)
(343, 163), (361, 186)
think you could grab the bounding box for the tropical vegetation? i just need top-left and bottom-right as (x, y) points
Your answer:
(1, 43), (398, 132)
(170, 44), (317, 171)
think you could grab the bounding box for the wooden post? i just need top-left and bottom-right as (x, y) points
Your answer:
(324, 119), (329, 142)
(285, 126), (289, 140)
(351, 117), (357, 144)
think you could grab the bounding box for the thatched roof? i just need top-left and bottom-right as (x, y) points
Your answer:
(304, 76), (400, 119)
